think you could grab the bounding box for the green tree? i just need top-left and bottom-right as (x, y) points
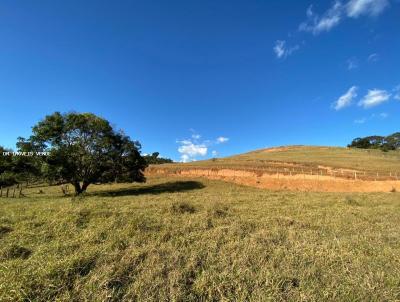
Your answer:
(22, 112), (147, 194)
(143, 152), (173, 164)
(348, 132), (399, 151)
(0, 146), (17, 187)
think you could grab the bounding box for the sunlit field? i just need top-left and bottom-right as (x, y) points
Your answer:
(158, 146), (400, 176)
(1, 176), (399, 301)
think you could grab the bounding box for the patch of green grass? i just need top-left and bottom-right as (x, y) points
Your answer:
(0, 176), (399, 301)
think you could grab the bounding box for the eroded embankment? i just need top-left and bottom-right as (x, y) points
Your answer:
(147, 167), (400, 192)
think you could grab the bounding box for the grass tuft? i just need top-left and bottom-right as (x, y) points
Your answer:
(171, 201), (196, 214)
(75, 209), (91, 228)
(2, 245), (32, 260)
(344, 196), (360, 206)
(0, 225), (13, 238)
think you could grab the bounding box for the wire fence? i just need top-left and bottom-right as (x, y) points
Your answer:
(148, 166), (400, 182)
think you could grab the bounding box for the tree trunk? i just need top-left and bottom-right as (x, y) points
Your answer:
(73, 181), (91, 195)
(73, 181), (83, 195)
(81, 181), (90, 193)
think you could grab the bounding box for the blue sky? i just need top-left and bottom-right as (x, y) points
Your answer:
(0, 0), (399, 162)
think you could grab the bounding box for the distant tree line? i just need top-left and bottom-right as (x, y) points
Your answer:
(143, 152), (173, 165)
(0, 112), (163, 194)
(348, 132), (400, 151)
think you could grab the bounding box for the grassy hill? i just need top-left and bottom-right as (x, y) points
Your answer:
(154, 146), (400, 179)
(1, 176), (400, 301)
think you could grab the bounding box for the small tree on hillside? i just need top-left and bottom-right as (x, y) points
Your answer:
(22, 112), (147, 194)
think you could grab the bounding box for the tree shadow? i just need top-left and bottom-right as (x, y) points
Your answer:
(94, 181), (205, 197)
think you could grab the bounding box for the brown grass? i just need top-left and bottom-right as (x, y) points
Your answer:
(0, 176), (399, 301)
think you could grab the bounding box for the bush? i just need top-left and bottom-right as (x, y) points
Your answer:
(0, 171), (18, 187)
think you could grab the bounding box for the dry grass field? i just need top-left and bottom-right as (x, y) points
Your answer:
(155, 146), (400, 177)
(1, 176), (399, 301)
(147, 146), (400, 192)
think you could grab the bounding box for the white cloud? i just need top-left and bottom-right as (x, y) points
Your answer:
(368, 53), (379, 62)
(393, 85), (400, 100)
(354, 112), (388, 124)
(358, 89), (391, 108)
(216, 136), (229, 144)
(180, 154), (190, 163)
(299, 0), (389, 35)
(333, 86), (358, 110)
(347, 58), (358, 70)
(299, 1), (343, 34)
(273, 40), (299, 59)
(177, 139), (192, 145)
(346, 0), (389, 18)
(177, 133), (229, 162)
(354, 118), (366, 124)
(306, 5), (314, 17)
(178, 142), (207, 162)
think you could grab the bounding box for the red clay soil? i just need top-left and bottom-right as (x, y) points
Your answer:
(147, 167), (400, 193)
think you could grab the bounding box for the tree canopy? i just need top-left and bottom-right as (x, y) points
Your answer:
(143, 152), (173, 164)
(348, 132), (400, 151)
(20, 112), (147, 194)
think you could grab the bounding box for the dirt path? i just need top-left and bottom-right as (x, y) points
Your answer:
(147, 168), (400, 193)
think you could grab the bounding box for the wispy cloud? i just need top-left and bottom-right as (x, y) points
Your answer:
(333, 86), (358, 110)
(368, 53), (379, 63)
(299, 0), (389, 35)
(379, 112), (388, 119)
(347, 58), (359, 70)
(358, 89), (391, 108)
(273, 40), (299, 59)
(354, 118), (367, 124)
(393, 85), (400, 100)
(216, 136), (229, 144)
(346, 0), (389, 18)
(299, 2), (343, 35)
(354, 112), (388, 124)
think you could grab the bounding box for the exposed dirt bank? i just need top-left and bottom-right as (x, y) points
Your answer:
(147, 167), (400, 193)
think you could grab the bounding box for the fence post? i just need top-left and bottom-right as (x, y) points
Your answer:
(6, 188), (9, 198)
(0, 186), (2, 197)
(12, 187), (16, 198)
(19, 187), (22, 198)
